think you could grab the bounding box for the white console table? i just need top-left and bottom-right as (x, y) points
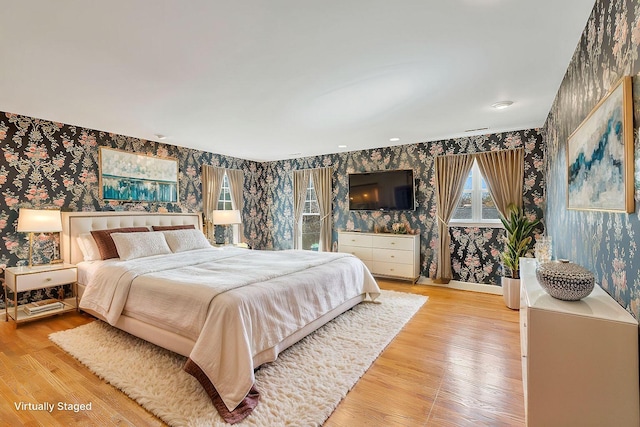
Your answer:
(519, 258), (639, 426)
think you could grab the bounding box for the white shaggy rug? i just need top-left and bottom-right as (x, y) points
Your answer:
(49, 290), (427, 426)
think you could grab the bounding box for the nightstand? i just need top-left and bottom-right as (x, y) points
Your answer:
(4, 263), (78, 325)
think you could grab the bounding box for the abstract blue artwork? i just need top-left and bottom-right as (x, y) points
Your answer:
(99, 147), (178, 202)
(566, 76), (634, 213)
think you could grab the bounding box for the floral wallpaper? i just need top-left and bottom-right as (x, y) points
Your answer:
(544, 0), (640, 318)
(0, 106), (545, 311)
(0, 112), (269, 307)
(263, 129), (545, 285)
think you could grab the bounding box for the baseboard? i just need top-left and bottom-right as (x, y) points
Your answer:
(416, 276), (502, 295)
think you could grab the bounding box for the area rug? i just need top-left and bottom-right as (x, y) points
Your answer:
(49, 290), (427, 426)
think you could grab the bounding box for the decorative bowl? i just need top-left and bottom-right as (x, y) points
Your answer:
(535, 261), (595, 301)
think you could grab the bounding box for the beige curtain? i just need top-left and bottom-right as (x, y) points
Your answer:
(226, 168), (245, 243)
(434, 154), (475, 282)
(292, 169), (311, 249)
(475, 148), (524, 216)
(201, 165), (225, 241)
(311, 167), (332, 252)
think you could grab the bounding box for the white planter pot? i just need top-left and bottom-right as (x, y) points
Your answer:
(502, 277), (521, 310)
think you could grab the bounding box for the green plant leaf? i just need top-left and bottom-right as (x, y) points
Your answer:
(499, 203), (540, 279)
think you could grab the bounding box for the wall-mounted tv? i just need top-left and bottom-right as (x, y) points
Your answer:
(348, 169), (415, 211)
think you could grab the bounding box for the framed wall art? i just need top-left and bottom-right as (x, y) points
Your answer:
(99, 147), (178, 203)
(566, 76), (634, 213)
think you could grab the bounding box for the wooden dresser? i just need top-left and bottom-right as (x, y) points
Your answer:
(519, 258), (639, 426)
(338, 231), (420, 282)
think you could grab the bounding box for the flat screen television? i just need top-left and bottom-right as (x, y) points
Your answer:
(348, 169), (415, 211)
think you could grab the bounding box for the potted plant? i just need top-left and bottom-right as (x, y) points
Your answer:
(500, 204), (540, 309)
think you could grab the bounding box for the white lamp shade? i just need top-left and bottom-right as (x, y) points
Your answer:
(211, 209), (242, 225)
(17, 208), (63, 233)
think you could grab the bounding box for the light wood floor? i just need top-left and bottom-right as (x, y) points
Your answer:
(0, 280), (524, 426)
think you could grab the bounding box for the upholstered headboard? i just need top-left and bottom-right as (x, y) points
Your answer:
(61, 211), (203, 265)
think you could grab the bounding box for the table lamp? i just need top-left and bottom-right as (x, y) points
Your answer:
(211, 209), (242, 245)
(17, 208), (63, 266)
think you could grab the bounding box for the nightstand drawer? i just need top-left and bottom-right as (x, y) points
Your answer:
(10, 268), (77, 292)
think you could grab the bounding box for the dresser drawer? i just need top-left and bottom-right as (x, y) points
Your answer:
(338, 233), (373, 248)
(370, 261), (414, 279)
(10, 268), (77, 292)
(371, 235), (415, 251)
(372, 248), (412, 265)
(362, 259), (375, 273)
(339, 245), (372, 261)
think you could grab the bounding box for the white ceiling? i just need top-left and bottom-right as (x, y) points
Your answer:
(0, 0), (595, 162)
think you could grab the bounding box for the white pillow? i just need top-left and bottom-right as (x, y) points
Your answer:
(111, 231), (172, 261)
(77, 233), (102, 261)
(162, 229), (211, 253)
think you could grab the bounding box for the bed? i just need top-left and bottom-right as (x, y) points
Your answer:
(61, 211), (380, 423)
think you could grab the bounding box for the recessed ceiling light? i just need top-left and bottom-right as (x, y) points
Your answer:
(338, 145), (347, 148)
(491, 101), (513, 110)
(389, 137), (400, 142)
(154, 134), (167, 140)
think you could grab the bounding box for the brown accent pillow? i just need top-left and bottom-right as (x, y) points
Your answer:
(151, 224), (196, 231)
(91, 227), (150, 260)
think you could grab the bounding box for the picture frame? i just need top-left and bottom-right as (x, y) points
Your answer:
(99, 147), (179, 203)
(566, 76), (634, 213)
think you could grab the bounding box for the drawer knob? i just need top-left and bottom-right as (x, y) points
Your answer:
(390, 255), (395, 258)
(45, 278), (52, 282)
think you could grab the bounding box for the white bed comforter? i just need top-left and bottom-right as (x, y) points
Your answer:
(79, 247), (379, 411)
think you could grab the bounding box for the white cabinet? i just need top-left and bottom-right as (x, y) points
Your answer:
(519, 258), (639, 427)
(338, 231), (420, 282)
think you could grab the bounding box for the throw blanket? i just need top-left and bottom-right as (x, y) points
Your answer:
(80, 247), (379, 423)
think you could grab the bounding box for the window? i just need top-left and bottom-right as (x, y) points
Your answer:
(301, 177), (320, 251)
(451, 160), (501, 225)
(217, 173), (232, 210)
(215, 172), (238, 244)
